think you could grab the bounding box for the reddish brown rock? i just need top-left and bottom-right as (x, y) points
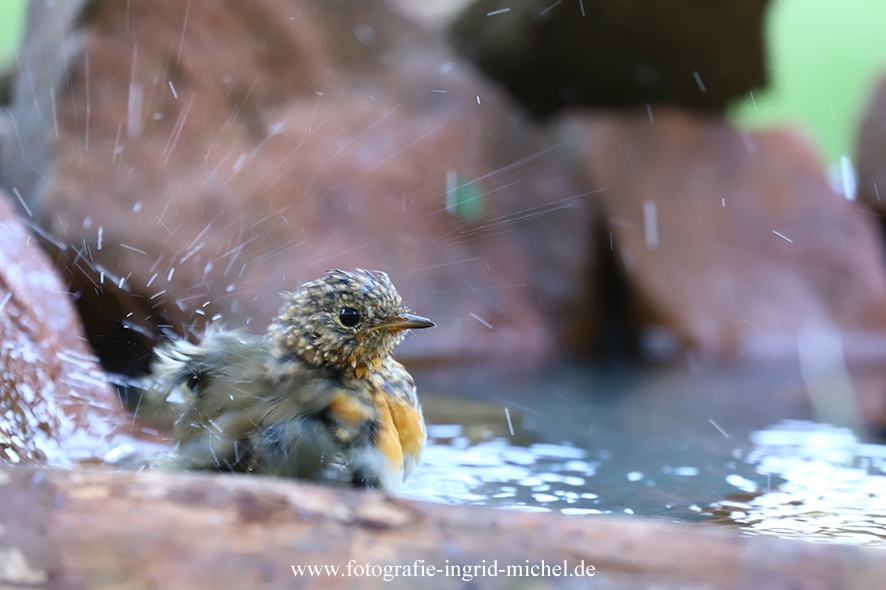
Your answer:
(562, 108), (886, 360)
(1, 0), (591, 376)
(856, 74), (886, 213)
(3, 464), (885, 589)
(0, 189), (152, 465)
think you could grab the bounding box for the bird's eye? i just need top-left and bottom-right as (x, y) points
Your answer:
(185, 372), (202, 392)
(339, 307), (361, 327)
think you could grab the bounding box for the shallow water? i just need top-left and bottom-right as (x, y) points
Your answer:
(708, 420), (886, 545)
(404, 364), (886, 546)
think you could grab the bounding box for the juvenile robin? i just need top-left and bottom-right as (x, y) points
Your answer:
(139, 269), (434, 492)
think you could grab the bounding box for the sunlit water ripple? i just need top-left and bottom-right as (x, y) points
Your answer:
(709, 419), (886, 546)
(404, 420), (886, 546)
(403, 423), (674, 517)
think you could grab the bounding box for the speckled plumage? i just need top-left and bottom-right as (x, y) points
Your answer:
(270, 269), (413, 374)
(140, 269), (434, 492)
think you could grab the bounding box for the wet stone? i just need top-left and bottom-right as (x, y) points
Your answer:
(0, 190), (153, 466)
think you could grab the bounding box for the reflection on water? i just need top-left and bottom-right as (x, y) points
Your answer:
(402, 422), (718, 520)
(403, 424), (603, 514)
(402, 420), (886, 545)
(709, 420), (886, 546)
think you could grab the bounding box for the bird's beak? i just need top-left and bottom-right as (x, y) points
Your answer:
(372, 313), (435, 332)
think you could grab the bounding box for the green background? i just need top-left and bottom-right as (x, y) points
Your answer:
(0, 0), (27, 71)
(729, 0), (886, 165)
(2, 0), (886, 165)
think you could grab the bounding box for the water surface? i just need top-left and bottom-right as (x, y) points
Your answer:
(404, 364), (886, 546)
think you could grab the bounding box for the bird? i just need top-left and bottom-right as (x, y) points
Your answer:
(138, 269), (434, 493)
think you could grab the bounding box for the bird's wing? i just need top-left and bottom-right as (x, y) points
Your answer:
(137, 327), (265, 429)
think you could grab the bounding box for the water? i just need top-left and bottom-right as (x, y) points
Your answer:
(403, 420), (752, 521)
(404, 425), (604, 513)
(402, 364), (886, 546)
(709, 420), (886, 545)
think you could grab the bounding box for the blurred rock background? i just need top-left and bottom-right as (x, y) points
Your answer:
(2, 0), (886, 439)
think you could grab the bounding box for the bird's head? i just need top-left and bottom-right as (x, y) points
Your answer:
(269, 269), (434, 376)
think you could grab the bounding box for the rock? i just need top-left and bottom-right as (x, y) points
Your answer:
(0, 189), (152, 466)
(856, 74), (886, 214)
(561, 108), (886, 360)
(7, 0), (878, 381)
(1, 0), (592, 375)
(3, 464), (885, 589)
(450, 0), (769, 117)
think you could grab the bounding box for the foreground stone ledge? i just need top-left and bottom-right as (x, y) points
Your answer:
(0, 466), (882, 589)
